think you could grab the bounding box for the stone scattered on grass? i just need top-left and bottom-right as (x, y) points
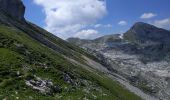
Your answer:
(25, 76), (61, 95)
(16, 97), (19, 99)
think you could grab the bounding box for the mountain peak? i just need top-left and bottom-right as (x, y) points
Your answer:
(131, 22), (157, 30)
(133, 22), (151, 26)
(123, 22), (170, 44)
(0, 0), (25, 21)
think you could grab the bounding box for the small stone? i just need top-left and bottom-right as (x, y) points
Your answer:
(3, 98), (7, 100)
(92, 94), (97, 99)
(83, 97), (89, 100)
(102, 93), (107, 96)
(55, 95), (63, 99)
(17, 71), (20, 76)
(29, 96), (33, 99)
(15, 91), (18, 94)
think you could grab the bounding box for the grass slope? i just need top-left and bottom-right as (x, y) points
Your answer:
(0, 16), (141, 100)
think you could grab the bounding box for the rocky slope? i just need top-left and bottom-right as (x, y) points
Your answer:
(0, 0), (141, 100)
(67, 22), (170, 100)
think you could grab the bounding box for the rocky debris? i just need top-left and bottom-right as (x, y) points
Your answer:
(36, 63), (48, 69)
(67, 22), (170, 100)
(87, 48), (170, 99)
(25, 76), (61, 95)
(92, 94), (97, 99)
(3, 98), (7, 100)
(28, 96), (34, 100)
(55, 94), (63, 99)
(62, 72), (105, 98)
(16, 97), (19, 99)
(83, 97), (89, 100)
(16, 71), (20, 76)
(83, 88), (90, 94)
(63, 73), (79, 86)
(0, 0), (25, 21)
(81, 80), (103, 98)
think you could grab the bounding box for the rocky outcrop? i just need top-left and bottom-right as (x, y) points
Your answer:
(0, 0), (25, 21)
(25, 76), (61, 95)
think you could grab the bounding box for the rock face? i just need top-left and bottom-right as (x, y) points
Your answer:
(0, 0), (25, 20)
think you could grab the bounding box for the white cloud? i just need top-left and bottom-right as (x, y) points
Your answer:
(33, 0), (107, 39)
(118, 21), (127, 26)
(74, 29), (102, 39)
(152, 18), (170, 29)
(94, 24), (112, 28)
(140, 13), (156, 19)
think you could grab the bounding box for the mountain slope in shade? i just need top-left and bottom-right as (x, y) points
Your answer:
(67, 22), (170, 100)
(0, 0), (141, 100)
(124, 22), (170, 44)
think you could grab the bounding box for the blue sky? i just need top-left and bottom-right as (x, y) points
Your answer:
(23, 0), (170, 39)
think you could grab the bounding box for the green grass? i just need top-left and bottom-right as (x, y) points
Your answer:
(0, 23), (141, 100)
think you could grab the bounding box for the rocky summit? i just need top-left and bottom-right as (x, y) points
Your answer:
(0, 0), (25, 20)
(124, 22), (170, 44)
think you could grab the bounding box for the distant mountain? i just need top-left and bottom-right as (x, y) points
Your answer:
(0, 0), (141, 100)
(94, 34), (123, 43)
(124, 22), (170, 44)
(68, 22), (170, 62)
(67, 37), (92, 46)
(68, 22), (170, 100)
(123, 22), (170, 62)
(67, 34), (123, 46)
(68, 22), (170, 45)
